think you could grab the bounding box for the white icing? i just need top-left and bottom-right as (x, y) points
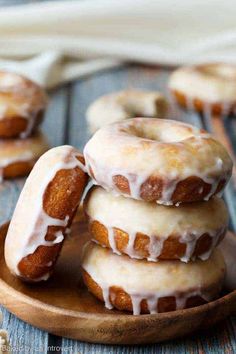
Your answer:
(107, 226), (121, 255)
(20, 111), (38, 139)
(0, 71), (48, 137)
(86, 90), (168, 133)
(102, 287), (113, 310)
(4, 145), (85, 281)
(147, 235), (165, 262)
(82, 243), (225, 315)
(0, 131), (49, 181)
(85, 187), (228, 262)
(84, 118), (232, 205)
(169, 64), (236, 104)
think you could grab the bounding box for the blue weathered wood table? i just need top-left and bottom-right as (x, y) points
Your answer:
(0, 63), (235, 353)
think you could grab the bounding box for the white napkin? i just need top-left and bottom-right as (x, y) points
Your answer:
(0, 0), (235, 87)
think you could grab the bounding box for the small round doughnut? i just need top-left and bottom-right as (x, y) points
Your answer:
(0, 130), (50, 180)
(86, 89), (168, 133)
(84, 118), (232, 205)
(4, 145), (88, 282)
(82, 242), (226, 315)
(0, 71), (48, 138)
(219, 232), (236, 291)
(169, 63), (236, 116)
(85, 186), (228, 262)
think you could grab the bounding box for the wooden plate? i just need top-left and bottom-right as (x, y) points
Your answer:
(0, 218), (235, 345)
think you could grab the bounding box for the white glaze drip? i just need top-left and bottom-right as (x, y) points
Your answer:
(82, 243), (225, 315)
(86, 188), (228, 262)
(20, 111), (39, 139)
(169, 64), (236, 105)
(5, 146), (85, 280)
(102, 287), (113, 310)
(148, 235), (165, 262)
(107, 226), (121, 255)
(0, 71), (48, 140)
(84, 118), (232, 205)
(146, 296), (158, 314)
(125, 231), (139, 259)
(90, 277), (215, 315)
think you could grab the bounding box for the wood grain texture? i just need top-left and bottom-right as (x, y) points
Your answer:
(0, 64), (234, 352)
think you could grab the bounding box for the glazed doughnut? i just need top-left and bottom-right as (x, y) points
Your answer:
(82, 242), (226, 315)
(0, 71), (48, 138)
(169, 63), (236, 116)
(85, 187), (228, 262)
(0, 131), (49, 180)
(4, 145), (88, 282)
(84, 118), (232, 205)
(86, 90), (168, 133)
(219, 232), (236, 291)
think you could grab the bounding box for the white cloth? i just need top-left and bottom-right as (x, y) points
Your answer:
(0, 0), (235, 88)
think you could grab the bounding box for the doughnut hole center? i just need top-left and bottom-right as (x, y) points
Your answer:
(128, 122), (196, 143)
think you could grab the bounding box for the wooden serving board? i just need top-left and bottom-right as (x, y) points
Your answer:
(0, 218), (235, 345)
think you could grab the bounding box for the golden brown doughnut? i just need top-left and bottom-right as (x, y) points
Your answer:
(85, 186), (228, 262)
(169, 63), (236, 116)
(0, 131), (50, 180)
(4, 145), (88, 282)
(0, 71), (48, 138)
(86, 89), (168, 133)
(84, 118), (232, 205)
(82, 242), (226, 315)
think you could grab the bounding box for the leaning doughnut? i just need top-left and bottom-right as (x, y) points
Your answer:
(85, 186), (228, 262)
(4, 145), (88, 282)
(86, 90), (168, 133)
(169, 63), (236, 116)
(0, 71), (48, 138)
(0, 130), (49, 180)
(219, 232), (236, 291)
(84, 118), (232, 205)
(82, 242), (225, 315)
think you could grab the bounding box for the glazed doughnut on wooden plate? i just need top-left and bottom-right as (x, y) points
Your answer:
(84, 118), (232, 205)
(86, 90), (168, 133)
(169, 63), (236, 116)
(4, 145), (88, 282)
(84, 186), (228, 262)
(82, 242), (226, 315)
(0, 130), (49, 180)
(0, 71), (48, 138)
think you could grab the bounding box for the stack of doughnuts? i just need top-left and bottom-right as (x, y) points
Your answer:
(82, 117), (232, 315)
(0, 71), (49, 181)
(3, 117), (233, 315)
